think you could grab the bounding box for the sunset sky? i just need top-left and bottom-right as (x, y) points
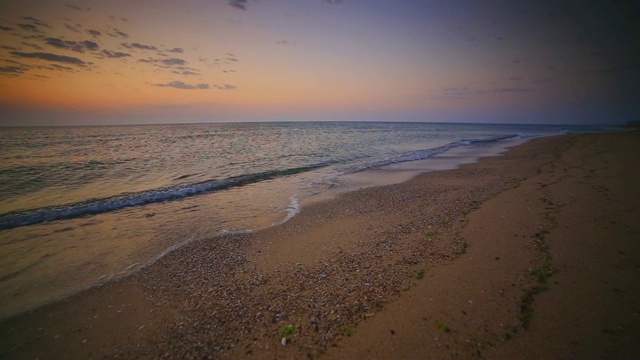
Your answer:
(0, 0), (638, 126)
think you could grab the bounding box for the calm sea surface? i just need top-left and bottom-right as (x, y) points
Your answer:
(0, 122), (610, 318)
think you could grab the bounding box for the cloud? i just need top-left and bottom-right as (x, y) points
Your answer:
(440, 86), (481, 97)
(436, 86), (532, 98)
(102, 49), (131, 58)
(139, 57), (187, 66)
(40, 63), (75, 72)
(107, 15), (127, 22)
(44, 38), (99, 52)
(22, 34), (45, 41)
(65, 24), (81, 33)
(122, 42), (157, 51)
(18, 24), (41, 33)
(0, 26), (13, 32)
(180, 70), (199, 75)
(508, 76), (523, 81)
(228, 0), (247, 10)
(0, 65), (29, 75)
(21, 42), (43, 50)
(10, 51), (85, 65)
(64, 3), (84, 11)
(152, 81), (209, 90)
(492, 87), (532, 93)
(214, 84), (237, 90)
(161, 58), (186, 66)
(169, 47), (184, 53)
(22, 17), (50, 28)
(86, 29), (101, 37)
(108, 28), (128, 38)
(326, 0), (344, 4)
(81, 40), (99, 51)
(531, 78), (553, 84)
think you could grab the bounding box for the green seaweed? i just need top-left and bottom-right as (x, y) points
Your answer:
(282, 325), (294, 337)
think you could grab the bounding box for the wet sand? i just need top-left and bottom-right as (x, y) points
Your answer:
(1, 130), (639, 359)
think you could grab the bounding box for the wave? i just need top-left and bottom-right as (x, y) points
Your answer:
(0, 164), (327, 230)
(340, 134), (519, 174)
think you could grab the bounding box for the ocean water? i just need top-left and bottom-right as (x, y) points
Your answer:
(0, 121), (609, 318)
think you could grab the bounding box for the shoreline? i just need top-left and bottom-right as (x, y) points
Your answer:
(0, 134), (528, 322)
(1, 130), (639, 359)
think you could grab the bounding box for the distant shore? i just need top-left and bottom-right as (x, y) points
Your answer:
(1, 130), (639, 359)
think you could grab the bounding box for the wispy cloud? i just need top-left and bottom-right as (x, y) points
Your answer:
(44, 37), (99, 52)
(22, 17), (50, 28)
(17, 23), (41, 33)
(436, 86), (532, 98)
(168, 48), (184, 53)
(531, 78), (553, 84)
(440, 86), (482, 97)
(139, 57), (187, 66)
(107, 28), (128, 38)
(0, 64), (30, 75)
(176, 70), (199, 75)
(0, 26), (14, 32)
(214, 84), (237, 90)
(10, 51), (86, 65)
(64, 3), (87, 11)
(65, 24), (82, 33)
(101, 50), (131, 58)
(492, 87), (532, 93)
(162, 58), (186, 66)
(122, 42), (157, 51)
(228, 0), (248, 10)
(326, 0), (344, 4)
(21, 42), (43, 50)
(86, 29), (101, 37)
(40, 63), (75, 72)
(276, 40), (296, 46)
(152, 81), (209, 90)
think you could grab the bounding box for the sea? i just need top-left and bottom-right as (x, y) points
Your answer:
(0, 121), (613, 319)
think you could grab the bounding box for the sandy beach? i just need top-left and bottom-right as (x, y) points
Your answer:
(1, 130), (639, 359)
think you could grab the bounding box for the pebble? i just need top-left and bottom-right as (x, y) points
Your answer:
(86, 158), (538, 359)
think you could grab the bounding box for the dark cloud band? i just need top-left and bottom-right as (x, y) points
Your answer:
(152, 81), (209, 90)
(10, 51), (85, 65)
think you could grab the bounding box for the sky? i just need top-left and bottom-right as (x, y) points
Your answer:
(0, 0), (638, 126)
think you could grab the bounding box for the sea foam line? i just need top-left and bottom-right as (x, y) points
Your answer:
(0, 165), (326, 230)
(340, 134), (519, 174)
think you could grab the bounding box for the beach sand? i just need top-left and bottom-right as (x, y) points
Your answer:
(1, 130), (638, 359)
